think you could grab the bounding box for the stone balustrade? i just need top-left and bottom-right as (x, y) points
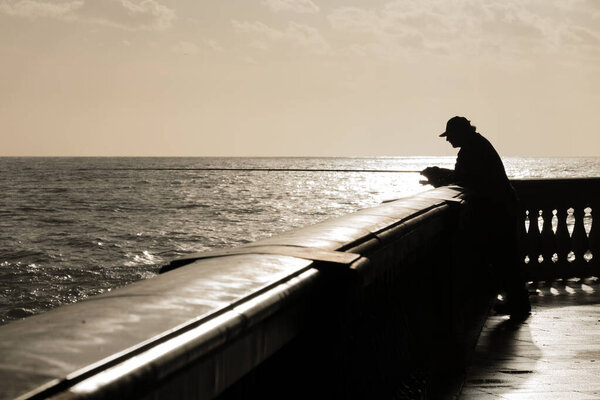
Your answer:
(512, 178), (600, 281)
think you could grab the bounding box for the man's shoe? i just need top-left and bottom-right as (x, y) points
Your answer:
(510, 307), (530, 321)
(493, 302), (511, 315)
(494, 301), (531, 319)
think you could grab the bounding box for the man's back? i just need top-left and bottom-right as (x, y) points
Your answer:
(455, 132), (515, 202)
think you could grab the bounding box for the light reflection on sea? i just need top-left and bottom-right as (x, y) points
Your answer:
(0, 156), (599, 325)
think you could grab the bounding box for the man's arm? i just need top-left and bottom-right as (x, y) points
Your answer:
(420, 166), (456, 187)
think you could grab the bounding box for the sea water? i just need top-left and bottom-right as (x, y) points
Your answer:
(1, 156), (599, 325)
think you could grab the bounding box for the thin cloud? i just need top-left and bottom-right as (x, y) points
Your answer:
(328, 7), (380, 34)
(76, 0), (175, 30)
(261, 0), (319, 14)
(205, 39), (225, 52)
(563, 26), (600, 46)
(0, 0), (83, 19)
(232, 19), (329, 54)
(329, 1), (600, 58)
(172, 41), (200, 55)
(0, 0), (175, 30)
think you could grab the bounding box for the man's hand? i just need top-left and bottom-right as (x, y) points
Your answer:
(420, 166), (454, 187)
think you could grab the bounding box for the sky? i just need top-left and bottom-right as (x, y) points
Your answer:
(1, 0), (599, 157)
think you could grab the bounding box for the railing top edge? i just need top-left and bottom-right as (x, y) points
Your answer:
(511, 177), (600, 206)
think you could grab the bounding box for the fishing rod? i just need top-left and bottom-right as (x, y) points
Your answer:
(87, 168), (423, 173)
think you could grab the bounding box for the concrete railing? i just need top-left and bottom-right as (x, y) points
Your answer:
(0, 185), (496, 400)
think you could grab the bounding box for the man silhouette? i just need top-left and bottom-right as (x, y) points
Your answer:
(422, 116), (530, 320)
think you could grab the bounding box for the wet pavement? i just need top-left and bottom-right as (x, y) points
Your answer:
(461, 277), (600, 400)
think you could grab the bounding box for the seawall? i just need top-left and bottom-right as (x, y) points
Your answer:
(0, 185), (496, 399)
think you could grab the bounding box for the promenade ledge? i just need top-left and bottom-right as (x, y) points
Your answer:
(0, 178), (598, 399)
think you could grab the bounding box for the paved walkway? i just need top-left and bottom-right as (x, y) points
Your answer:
(460, 277), (600, 400)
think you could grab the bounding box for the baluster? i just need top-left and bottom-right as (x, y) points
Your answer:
(518, 209), (529, 266)
(588, 204), (599, 273)
(572, 206), (590, 276)
(555, 207), (571, 269)
(540, 208), (557, 278)
(526, 208), (542, 278)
